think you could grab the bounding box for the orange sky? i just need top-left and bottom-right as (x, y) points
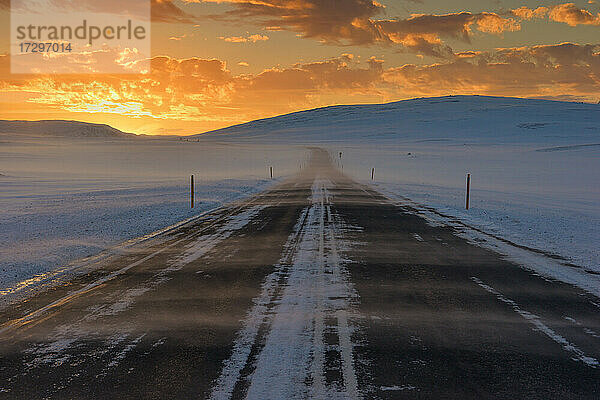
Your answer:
(1, 0), (599, 135)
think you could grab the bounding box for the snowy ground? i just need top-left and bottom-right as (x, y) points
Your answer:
(337, 141), (599, 272)
(0, 136), (307, 291)
(0, 177), (272, 289)
(1, 95), (598, 298)
(196, 95), (599, 275)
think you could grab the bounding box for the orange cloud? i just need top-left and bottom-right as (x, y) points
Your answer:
(476, 12), (521, 34)
(220, 34), (269, 43)
(512, 3), (600, 26)
(200, 1), (521, 57)
(384, 43), (600, 100)
(2, 42), (599, 134)
(512, 6), (549, 20)
(549, 3), (600, 26)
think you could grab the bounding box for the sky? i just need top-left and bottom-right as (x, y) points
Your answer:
(0, 0), (599, 135)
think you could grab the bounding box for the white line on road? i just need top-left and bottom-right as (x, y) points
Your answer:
(471, 276), (599, 368)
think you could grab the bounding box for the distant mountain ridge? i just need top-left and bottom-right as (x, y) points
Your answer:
(0, 120), (136, 138)
(192, 95), (599, 145)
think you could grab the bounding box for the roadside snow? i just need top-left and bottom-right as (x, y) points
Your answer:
(0, 178), (272, 291)
(376, 187), (600, 298)
(0, 136), (306, 297)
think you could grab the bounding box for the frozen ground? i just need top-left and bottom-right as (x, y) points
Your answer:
(337, 142), (599, 272)
(1, 95), (598, 298)
(0, 177), (272, 289)
(0, 135), (307, 292)
(197, 95), (599, 275)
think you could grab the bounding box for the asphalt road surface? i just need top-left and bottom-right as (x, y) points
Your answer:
(1, 149), (599, 399)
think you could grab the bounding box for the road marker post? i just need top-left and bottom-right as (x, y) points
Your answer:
(466, 173), (471, 210)
(371, 168), (375, 180)
(191, 175), (195, 208)
(270, 166), (273, 179)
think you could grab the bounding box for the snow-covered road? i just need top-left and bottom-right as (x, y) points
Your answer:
(0, 148), (599, 399)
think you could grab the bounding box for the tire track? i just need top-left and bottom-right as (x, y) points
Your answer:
(210, 177), (362, 399)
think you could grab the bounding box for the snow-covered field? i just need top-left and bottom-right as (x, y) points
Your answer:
(1, 95), (598, 298)
(0, 136), (307, 291)
(199, 95), (600, 273)
(339, 141), (599, 272)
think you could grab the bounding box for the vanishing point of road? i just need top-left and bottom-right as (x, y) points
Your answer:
(0, 149), (598, 399)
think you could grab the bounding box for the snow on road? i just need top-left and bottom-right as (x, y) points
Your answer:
(387, 192), (600, 298)
(210, 178), (361, 400)
(168, 204), (266, 268)
(1, 202), (267, 383)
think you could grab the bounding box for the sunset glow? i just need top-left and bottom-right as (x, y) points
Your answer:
(1, 0), (599, 135)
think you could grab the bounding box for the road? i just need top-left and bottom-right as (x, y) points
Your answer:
(0, 148), (599, 399)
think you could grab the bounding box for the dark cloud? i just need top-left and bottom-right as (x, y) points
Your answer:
(152, 0), (197, 23)
(203, 1), (520, 57)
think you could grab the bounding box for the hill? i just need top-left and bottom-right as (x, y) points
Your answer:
(0, 120), (136, 138)
(194, 95), (600, 145)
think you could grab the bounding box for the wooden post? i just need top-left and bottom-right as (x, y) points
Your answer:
(191, 175), (194, 208)
(371, 167), (375, 180)
(270, 166), (273, 179)
(466, 173), (471, 210)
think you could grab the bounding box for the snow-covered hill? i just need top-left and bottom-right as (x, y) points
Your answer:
(0, 120), (136, 138)
(196, 95), (600, 146)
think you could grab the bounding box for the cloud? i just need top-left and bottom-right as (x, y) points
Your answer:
(2, 42), (599, 132)
(0, 53), (384, 123)
(152, 0), (198, 23)
(512, 3), (600, 26)
(512, 6), (549, 20)
(476, 12), (521, 34)
(249, 54), (383, 92)
(207, 0), (386, 44)
(375, 12), (520, 57)
(384, 43), (600, 99)
(202, 1), (520, 57)
(220, 34), (269, 43)
(169, 34), (189, 40)
(548, 3), (600, 26)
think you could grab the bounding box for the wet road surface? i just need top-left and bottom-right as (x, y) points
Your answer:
(0, 148), (599, 399)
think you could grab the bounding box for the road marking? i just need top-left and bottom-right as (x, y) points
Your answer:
(327, 203), (359, 399)
(380, 385), (416, 392)
(471, 276), (599, 368)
